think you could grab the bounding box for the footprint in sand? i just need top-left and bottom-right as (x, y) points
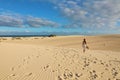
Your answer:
(75, 73), (83, 78)
(63, 69), (73, 79)
(106, 64), (109, 67)
(58, 76), (62, 80)
(100, 61), (104, 65)
(58, 64), (60, 67)
(11, 73), (16, 77)
(101, 72), (104, 77)
(83, 60), (90, 67)
(44, 65), (50, 71)
(11, 67), (14, 71)
(108, 78), (111, 80)
(46, 65), (49, 68)
(89, 70), (98, 80)
(36, 55), (39, 58)
(52, 70), (55, 72)
(111, 68), (118, 78)
(82, 68), (85, 70)
(8, 73), (17, 79)
(26, 73), (32, 77)
(23, 59), (26, 62)
(27, 56), (31, 59)
(93, 61), (97, 64)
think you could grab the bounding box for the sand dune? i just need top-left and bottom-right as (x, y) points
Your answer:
(0, 35), (120, 80)
(2, 35), (120, 52)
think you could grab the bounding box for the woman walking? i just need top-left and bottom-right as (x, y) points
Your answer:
(82, 38), (89, 53)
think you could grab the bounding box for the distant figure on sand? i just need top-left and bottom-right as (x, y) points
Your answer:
(82, 38), (89, 53)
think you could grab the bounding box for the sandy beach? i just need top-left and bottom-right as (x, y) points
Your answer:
(0, 34), (120, 80)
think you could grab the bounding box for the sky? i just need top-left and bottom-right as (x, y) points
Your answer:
(0, 0), (120, 35)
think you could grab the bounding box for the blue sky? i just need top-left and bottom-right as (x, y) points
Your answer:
(0, 0), (120, 35)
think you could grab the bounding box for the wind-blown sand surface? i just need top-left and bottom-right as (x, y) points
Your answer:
(0, 35), (120, 80)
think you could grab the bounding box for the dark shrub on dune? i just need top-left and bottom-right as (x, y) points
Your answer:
(12, 37), (22, 40)
(2, 38), (7, 40)
(15, 37), (22, 39)
(48, 34), (56, 37)
(34, 38), (39, 39)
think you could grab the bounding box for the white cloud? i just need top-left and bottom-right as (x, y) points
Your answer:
(26, 16), (58, 27)
(0, 12), (59, 27)
(48, 0), (120, 29)
(0, 14), (23, 27)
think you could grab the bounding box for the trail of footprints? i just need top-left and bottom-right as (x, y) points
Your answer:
(1, 47), (120, 80)
(53, 48), (120, 80)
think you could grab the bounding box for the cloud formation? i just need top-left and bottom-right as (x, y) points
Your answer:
(0, 13), (58, 27)
(0, 14), (23, 27)
(26, 16), (58, 27)
(1, 0), (120, 30)
(49, 0), (120, 28)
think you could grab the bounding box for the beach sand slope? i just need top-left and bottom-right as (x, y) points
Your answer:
(0, 35), (120, 80)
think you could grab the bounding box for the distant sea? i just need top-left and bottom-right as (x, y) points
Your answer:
(0, 31), (116, 37)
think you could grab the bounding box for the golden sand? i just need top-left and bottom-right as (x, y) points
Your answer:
(0, 35), (120, 80)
